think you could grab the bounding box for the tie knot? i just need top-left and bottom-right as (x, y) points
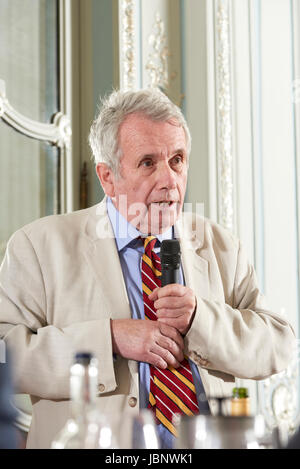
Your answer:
(143, 236), (158, 254)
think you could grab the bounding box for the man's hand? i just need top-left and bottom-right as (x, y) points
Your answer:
(110, 318), (184, 369)
(149, 284), (197, 336)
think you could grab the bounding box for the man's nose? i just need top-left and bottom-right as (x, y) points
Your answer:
(156, 161), (177, 190)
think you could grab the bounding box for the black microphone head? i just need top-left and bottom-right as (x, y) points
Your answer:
(161, 239), (181, 267)
(161, 239), (180, 255)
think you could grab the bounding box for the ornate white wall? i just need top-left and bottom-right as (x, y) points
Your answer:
(118, 0), (300, 336)
(183, 0), (300, 336)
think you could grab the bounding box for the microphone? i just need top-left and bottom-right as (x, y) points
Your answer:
(160, 239), (181, 287)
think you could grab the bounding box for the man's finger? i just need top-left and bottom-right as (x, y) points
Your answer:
(156, 308), (185, 319)
(158, 323), (184, 349)
(148, 351), (168, 369)
(148, 284), (185, 301)
(154, 295), (187, 310)
(151, 343), (181, 369)
(148, 287), (159, 301)
(158, 317), (187, 335)
(156, 335), (184, 363)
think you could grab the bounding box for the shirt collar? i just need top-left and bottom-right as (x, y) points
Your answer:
(106, 197), (173, 251)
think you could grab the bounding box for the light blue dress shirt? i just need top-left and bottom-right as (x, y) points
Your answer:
(106, 197), (209, 449)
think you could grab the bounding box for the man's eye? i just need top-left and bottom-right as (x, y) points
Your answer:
(172, 155), (183, 165)
(141, 159), (153, 168)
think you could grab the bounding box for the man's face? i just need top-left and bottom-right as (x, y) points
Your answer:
(98, 112), (188, 234)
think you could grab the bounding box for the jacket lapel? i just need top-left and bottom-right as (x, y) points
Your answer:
(83, 199), (139, 398)
(175, 214), (210, 300)
(83, 198), (131, 319)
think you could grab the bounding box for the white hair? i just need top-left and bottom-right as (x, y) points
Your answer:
(88, 88), (191, 176)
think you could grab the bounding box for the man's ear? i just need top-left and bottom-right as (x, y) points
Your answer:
(96, 163), (116, 197)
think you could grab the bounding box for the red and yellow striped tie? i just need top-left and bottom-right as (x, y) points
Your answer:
(142, 236), (199, 436)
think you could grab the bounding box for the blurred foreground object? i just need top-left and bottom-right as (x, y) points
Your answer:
(175, 414), (268, 449)
(51, 352), (116, 449)
(231, 387), (251, 417)
(286, 425), (300, 448)
(175, 395), (275, 449)
(131, 410), (160, 449)
(257, 341), (300, 446)
(0, 351), (17, 448)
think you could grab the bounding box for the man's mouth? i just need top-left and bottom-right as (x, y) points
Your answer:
(151, 201), (176, 208)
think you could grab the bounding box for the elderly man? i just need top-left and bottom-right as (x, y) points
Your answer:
(0, 89), (295, 449)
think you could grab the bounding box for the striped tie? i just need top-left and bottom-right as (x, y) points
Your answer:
(142, 236), (199, 437)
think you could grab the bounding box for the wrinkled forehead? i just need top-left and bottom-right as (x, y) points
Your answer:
(118, 113), (188, 152)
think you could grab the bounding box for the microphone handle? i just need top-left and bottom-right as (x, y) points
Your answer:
(161, 265), (180, 287)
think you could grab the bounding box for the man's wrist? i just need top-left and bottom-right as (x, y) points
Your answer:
(182, 296), (197, 336)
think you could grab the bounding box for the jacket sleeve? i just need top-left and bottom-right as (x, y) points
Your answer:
(0, 229), (116, 399)
(185, 240), (296, 380)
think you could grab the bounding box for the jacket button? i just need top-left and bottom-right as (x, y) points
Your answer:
(128, 396), (137, 407)
(99, 384), (105, 393)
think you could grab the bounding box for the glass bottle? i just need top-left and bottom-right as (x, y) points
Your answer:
(51, 352), (115, 449)
(231, 387), (251, 417)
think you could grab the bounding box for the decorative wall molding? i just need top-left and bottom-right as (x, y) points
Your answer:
(119, 0), (137, 90)
(0, 79), (71, 149)
(214, 0), (234, 232)
(146, 12), (170, 91)
(118, 0), (182, 105)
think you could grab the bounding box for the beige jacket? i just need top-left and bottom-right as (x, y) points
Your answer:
(0, 198), (295, 448)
